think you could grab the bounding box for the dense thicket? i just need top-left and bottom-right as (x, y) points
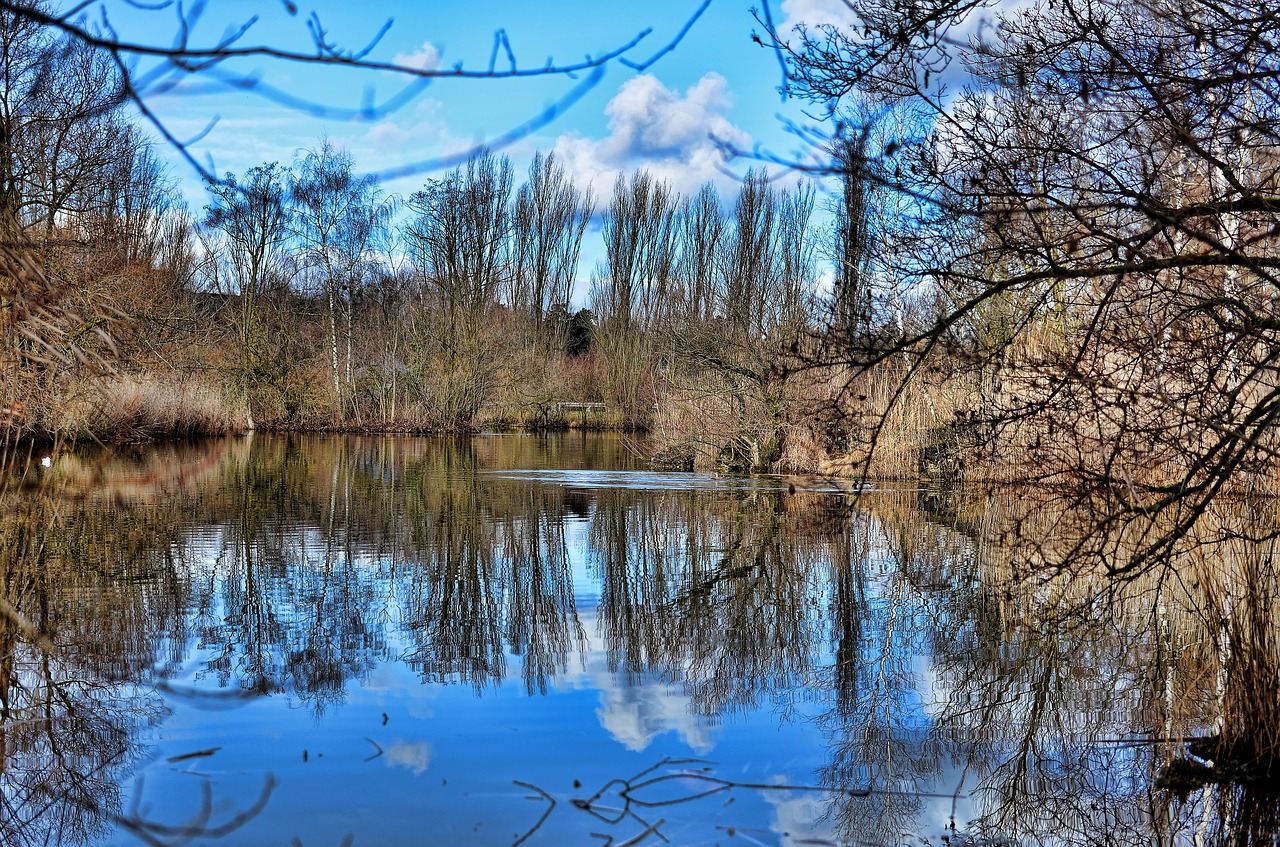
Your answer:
(0, 2), (206, 444)
(757, 0), (1280, 575)
(767, 0), (1280, 780)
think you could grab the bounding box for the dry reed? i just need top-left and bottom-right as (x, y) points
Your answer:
(53, 374), (248, 442)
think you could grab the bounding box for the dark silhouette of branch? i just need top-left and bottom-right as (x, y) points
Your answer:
(1, 0), (710, 183)
(619, 0), (711, 72)
(112, 774), (277, 847)
(512, 756), (967, 847)
(512, 780), (556, 847)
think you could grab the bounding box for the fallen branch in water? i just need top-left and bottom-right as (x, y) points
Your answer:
(513, 757), (886, 846)
(112, 773), (277, 847)
(166, 747), (222, 763)
(512, 780), (556, 847)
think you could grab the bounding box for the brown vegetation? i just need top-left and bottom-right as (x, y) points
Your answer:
(5, 0), (1279, 505)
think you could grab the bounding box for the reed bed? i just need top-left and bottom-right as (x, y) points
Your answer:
(53, 374), (248, 442)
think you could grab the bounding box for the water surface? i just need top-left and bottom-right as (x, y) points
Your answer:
(0, 433), (1269, 846)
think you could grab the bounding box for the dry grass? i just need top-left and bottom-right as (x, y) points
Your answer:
(647, 355), (971, 478)
(810, 362), (971, 480)
(53, 374), (249, 442)
(475, 403), (618, 432)
(955, 482), (1280, 771)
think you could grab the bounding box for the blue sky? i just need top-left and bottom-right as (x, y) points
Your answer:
(99, 0), (842, 203)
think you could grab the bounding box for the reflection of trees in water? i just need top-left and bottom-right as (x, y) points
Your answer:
(497, 485), (584, 696)
(10, 434), (1280, 846)
(795, 487), (1272, 847)
(0, 436), (633, 844)
(0, 635), (156, 847)
(192, 436), (388, 714)
(934, 595), (1160, 843)
(885, 486), (1280, 847)
(591, 488), (686, 682)
(1150, 498), (1280, 847)
(395, 438), (585, 694)
(401, 474), (507, 690)
(0, 436), (402, 846)
(0, 486), (175, 846)
(922, 490), (1192, 845)
(591, 488), (826, 717)
(818, 501), (944, 842)
(676, 492), (821, 718)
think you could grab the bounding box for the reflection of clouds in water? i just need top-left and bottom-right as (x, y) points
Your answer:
(363, 663), (401, 692)
(594, 682), (713, 754)
(404, 701), (436, 721)
(361, 636), (437, 720)
(763, 781), (974, 847)
(917, 653), (952, 721)
(384, 740), (433, 775)
(763, 790), (841, 846)
(553, 608), (715, 754)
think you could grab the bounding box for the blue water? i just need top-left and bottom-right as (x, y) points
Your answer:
(3, 433), (1222, 847)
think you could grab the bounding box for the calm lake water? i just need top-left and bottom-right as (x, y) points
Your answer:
(1, 433), (1272, 846)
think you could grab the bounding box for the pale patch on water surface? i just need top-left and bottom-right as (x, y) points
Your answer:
(383, 740), (433, 774)
(480, 468), (790, 491)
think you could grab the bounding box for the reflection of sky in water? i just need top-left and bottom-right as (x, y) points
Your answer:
(480, 468), (864, 496)
(116, 556), (946, 847)
(41, 435), (1137, 847)
(554, 606), (716, 754)
(125, 631), (842, 846)
(480, 468), (792, 491)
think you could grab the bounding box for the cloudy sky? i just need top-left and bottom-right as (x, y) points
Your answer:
(99, 0), (835, 204)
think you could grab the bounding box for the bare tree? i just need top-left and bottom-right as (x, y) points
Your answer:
(721, 168), (778, 338)
(291, 140), (393, 419)
(595, 169), (679, 333)
(0, 2), (132, 245)
(764, 0), (1280, 567)
(673, 182), (725, 325)
(506, 151), (593, 352)
(75, 134), (177, 271)
(203, 162), (293, 387)
(591, 169), (678, 422)
(772, 178), (817, 332)
(653, 176), (819, 472)
(828, 130), (874, 340)
(406, 149), (514, 426)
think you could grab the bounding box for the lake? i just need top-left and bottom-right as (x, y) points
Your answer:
(0, 433), (1272, 846)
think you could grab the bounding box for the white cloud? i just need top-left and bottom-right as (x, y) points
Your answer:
(361, 97), (449, 152)
(392, 41), (442, 73)
(365, 119), (418, 151)
(552, 73), (752, 197)
(778, 0), (859, 33)
(775, 0), (1022, 93)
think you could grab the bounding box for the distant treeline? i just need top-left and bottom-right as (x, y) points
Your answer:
(13, 0), (1272, 489)
(0, 2), (879, 457)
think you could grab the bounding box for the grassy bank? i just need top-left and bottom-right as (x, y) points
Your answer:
(2, 369), (632, 448)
